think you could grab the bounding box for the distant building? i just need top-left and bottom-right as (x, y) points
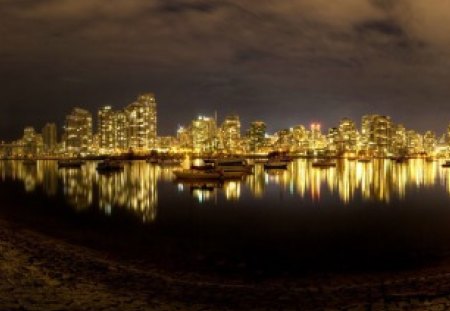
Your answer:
(220, 115), (241, 153)
(248, 121), (266, 153)
(191, 116), (217, 153)
(22, 127), (43, 157)
(406, 130), (422, 155)
(42, 123), (57, 155)
(274, 129), (292, 151)
(361, 115), (393, 156)
(125, 93), (157, 152)
(291, 125), (309, 153)
(98, 106), (115, 154)
(423, 131), (436, 155)
(392, 124), (407, 155)
(336, 118), (358, 154)
(309, 123), (326, 154)
(113, 110), (129, 152)
(64, 107), (93, 155)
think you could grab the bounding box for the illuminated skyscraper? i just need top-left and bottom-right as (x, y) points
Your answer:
(191, 116), (217, 153)
(113, 110), (129, 152)
(274, 129), (292, 151)
(248, 121), (266, 152)
(336, 118), (358, 154)
(42, 123), (57, 154)
(392, 124), (407, 155)
(423, 131), (436, 155)
(125, 93), (157, 152)
(176, 126), (192, 151)
(292, 125), (309, 153)
(22, 127), (43, 156)
(361, 115), (393, 156)
(98, 106), (115, 154)
(406, 130), (422, 154)
(309, 122), (326, 153)
(64, 107), (93, 155)
(220, 115), (241, 153)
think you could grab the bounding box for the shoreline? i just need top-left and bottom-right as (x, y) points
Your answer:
(3, 218), (450, 309)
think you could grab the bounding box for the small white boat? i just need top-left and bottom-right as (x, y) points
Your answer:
(312, 160), (336, 168)
(58, 159), (85, 169)
(264, 161), (288, 170)
(96, 160), (124, 173)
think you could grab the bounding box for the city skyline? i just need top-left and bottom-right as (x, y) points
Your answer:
(2, 91), (450, 159)
(2, 0), (450, 139)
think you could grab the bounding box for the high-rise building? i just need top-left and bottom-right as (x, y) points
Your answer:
(220, 115), (241, 153)
(248, 121), (266, 152)
(64, 107), (93, 155)
(392, 124), (407, 155)
(176, 126), (192, 151)
(309, 122), (326, 152)
(42, 123), (57, 154)
(113, 110), (129, 152)
(423, 131), (436, 155)
(98, 106), (115, 154)
(336, 118), (358, 154)
(292, 125), (309, 153)
(191, 116), (217, 153)
(274, 129), (292, 151)
(22, 127), (43, 157)
(361, 115), (393, 156)
(406, 130), (422, 154)
(125, 93), (157, 152)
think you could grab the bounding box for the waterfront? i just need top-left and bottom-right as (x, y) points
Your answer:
(3, 158), (450, 309)
(1, 158), (450, 218)
(1, 158), (450, 273)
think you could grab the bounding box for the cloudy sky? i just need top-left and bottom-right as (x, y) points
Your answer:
(1, 0), (450, 140)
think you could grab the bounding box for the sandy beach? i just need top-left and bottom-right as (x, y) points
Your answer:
(3, 217), (450, 310)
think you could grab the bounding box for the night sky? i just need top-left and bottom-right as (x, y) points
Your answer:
(1, 0), (450, 140)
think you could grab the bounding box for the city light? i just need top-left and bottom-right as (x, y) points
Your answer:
(0, 98), (449, 160)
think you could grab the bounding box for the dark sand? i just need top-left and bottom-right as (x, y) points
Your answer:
(4, 218), (450, 310)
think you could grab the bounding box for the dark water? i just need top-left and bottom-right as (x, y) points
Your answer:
(2, 159), (450, 275)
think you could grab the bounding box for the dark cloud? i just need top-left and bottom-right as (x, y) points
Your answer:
(157, 0), (220, 14)
(355, 19), (405, 37)
(0, 0), (450, 140)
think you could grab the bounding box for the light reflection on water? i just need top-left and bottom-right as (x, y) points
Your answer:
(1, 159), (450, 222)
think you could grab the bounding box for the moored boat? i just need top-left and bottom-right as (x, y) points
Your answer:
(264, 161), (288, 170)
(442, 160), (450, 168)
(312, 159), (336, 168)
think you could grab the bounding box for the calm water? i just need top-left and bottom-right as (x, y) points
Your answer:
(2, 158), (450, 272)
(1, 159), (450, 221)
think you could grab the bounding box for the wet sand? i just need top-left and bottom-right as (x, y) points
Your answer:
(4, 218), (450, 310)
